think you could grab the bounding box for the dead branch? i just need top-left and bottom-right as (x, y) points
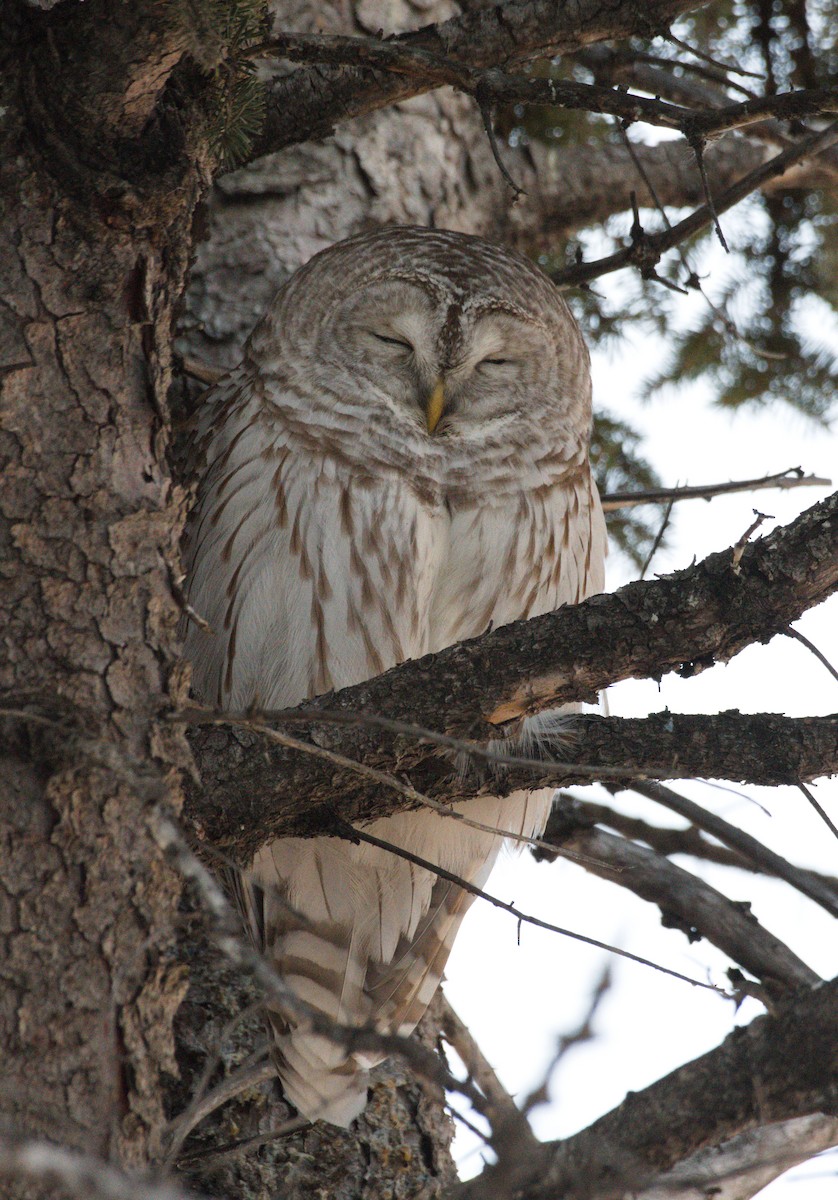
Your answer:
(520, 967), (613, 1116)
(0, 1134), (207, 1200)
(600, 467), (830, 511)
(537, 810), (820, 996)
(623, 782), (838, 918)
(437, 994), (541, 1158)
(555, 795), (755, 869)
(457, 976), (838, 1200)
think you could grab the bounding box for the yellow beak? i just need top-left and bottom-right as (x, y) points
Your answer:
(426, 378), (445, 434)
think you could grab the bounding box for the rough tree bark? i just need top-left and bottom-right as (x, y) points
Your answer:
(0, 0), (202, 1186)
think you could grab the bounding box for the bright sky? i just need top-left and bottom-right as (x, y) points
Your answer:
(444, 256), (838, 1194)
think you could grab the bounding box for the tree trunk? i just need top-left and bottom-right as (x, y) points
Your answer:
(1, 2), (200, 1187)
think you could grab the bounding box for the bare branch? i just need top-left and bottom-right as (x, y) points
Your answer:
(784, 625), (838, 685)
(550, 122), (838, 286)
(600, 467), (831, 511)
(247, 31), (838, 160)
(184, 706), (838, 862)
(437, 994), (540, 1158)
(150, 809), (487, 1120)
(0, 1134), (208, 1200)
(520, 967), (613, 1115)
(623, 782), (838, 918)
(335, 819), (725, 993)
(557, 792), (838, 903)
(163, 1060), (275, 1165)
(183, 491), (838, 855)
(249, 0), (713, 159)
(537, 810), (820, 995)
(515, 135), (837, 244)
(554, 794), (754, 869)
(458, 977), (838, 1200)
(798, 781), (838, 841)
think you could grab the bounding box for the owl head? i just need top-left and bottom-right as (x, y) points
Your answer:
(248, 227), (592, 476)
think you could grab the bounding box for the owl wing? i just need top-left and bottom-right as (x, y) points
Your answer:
(182, 372), (444, 710)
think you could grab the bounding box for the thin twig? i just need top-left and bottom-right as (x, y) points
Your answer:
(784, 627), (838, 685)
(175, 1117), (310, 1170)
(797, 783), (838, 841)
(600, 467), (830, 511)
(688, 135), (729, 251)
(664, 32), (765, 81)
(640, 493), (676, 579)
(520, 966), (612, 1114)
(475, 79), (525, 197)
(334, 818), (728, 994)
(731, 509), (772, 573)
(165, 1060), (276, 1164)
(615, 116), (776, 354)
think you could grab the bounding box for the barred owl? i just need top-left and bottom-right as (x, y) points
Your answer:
(183, 227), (607, 1126)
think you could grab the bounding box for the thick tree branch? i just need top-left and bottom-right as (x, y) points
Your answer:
(456, 976), (838, 1200)
(184, 708), (837, 857)
(183, 491), (838, 856)
(249, 0), (710, 159)
(253, 33), (837, 140)
(631, 1115), (838, 1200)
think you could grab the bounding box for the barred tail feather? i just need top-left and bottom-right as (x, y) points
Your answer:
(237, 788), (555, 1126)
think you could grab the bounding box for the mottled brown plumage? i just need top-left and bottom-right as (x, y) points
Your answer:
(182, 227), (607, 1125)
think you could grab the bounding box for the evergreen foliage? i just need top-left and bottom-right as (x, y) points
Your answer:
(175, 0), (270, 165)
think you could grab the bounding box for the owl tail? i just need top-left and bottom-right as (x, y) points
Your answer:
(242, 868), (378, 1128)
(264, 1010), (371, 1127)
(238, 788), (554, 1127)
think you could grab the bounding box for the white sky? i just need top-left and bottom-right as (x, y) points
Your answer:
(444, 260), (838, 1194)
